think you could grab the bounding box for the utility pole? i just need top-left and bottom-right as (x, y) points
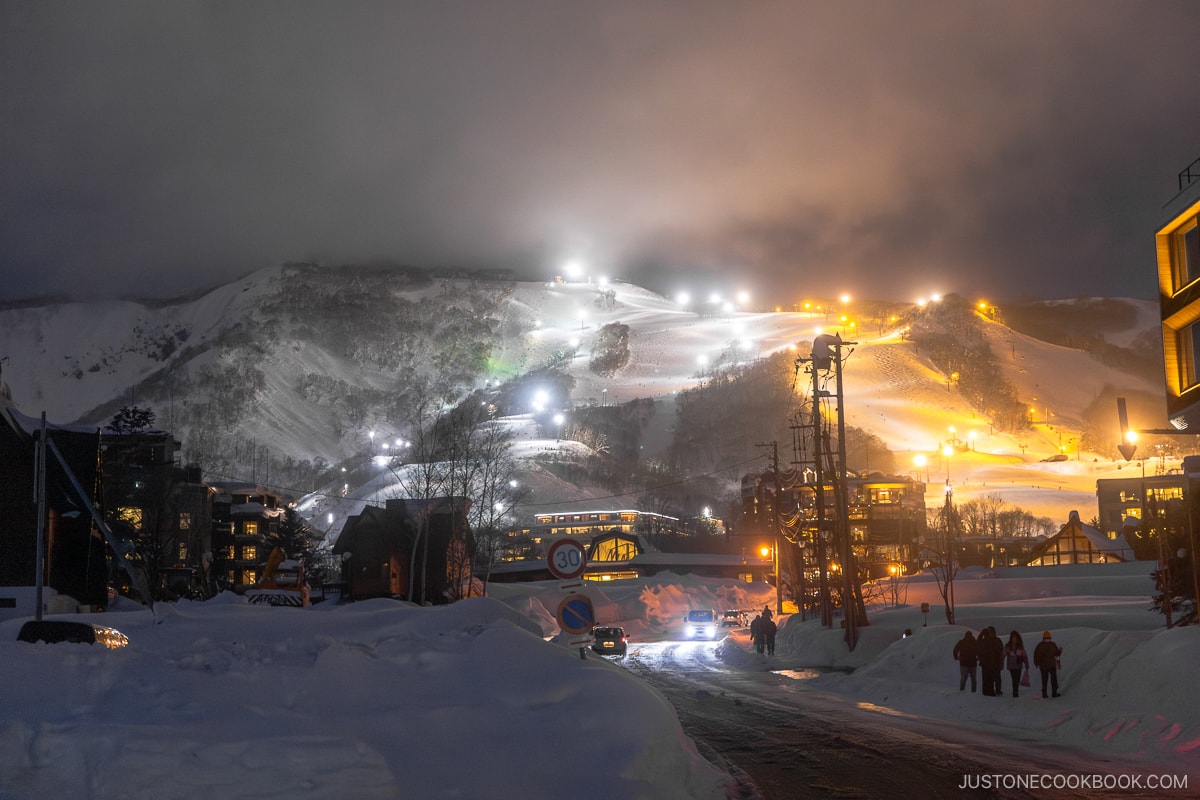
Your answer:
(754, 441), (783, 616)
(34, 413), (47, 621)
(831, 335), (865, 650)
(808, 360), (832, 628)
(809, 333), (867, 649)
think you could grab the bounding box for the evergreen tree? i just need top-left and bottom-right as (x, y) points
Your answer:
(109, 405), (156, 434)
(277, 507), (321, 582)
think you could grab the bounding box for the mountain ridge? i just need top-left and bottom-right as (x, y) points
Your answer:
(0, 263), (1172, 523)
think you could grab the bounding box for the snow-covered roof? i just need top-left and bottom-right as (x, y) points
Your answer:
(1047, 509), (1136, 561)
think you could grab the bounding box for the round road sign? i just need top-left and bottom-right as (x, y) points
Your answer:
(556, 593), (595, 636)
(546, 538), (587, 580)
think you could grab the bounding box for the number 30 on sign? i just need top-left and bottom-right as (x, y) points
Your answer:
(546, 538), (587, 580)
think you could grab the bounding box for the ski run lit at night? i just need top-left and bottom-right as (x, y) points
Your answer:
(7, 4), (1200, 799)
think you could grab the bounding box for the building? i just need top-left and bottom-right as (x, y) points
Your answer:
(485, 528), (776, 584)
(501, 509), (685, 563)
(333, 497), (473, 604)
(1095, 469), (1185, 538)
(209, 481), (295, 591)
(1024, 511), (1136, 566)
(749, 472), (927, 579)
(98, 426), (212, 599)
(0, 392), (108, 615)
(1155, 154), (1200, 430)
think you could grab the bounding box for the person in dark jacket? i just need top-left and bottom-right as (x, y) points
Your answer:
(979, 627), (1004, 696)
(1004, 630), (1030, 698)
(952, 631), (978, 692)
(763, 616), (777, 655)
(1033, 630), (1063, 698)
(750, 614), (764, 654)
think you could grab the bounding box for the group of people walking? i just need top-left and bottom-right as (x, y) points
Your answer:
(953, 627), (1063, 699)
(749, 607), (777, 655)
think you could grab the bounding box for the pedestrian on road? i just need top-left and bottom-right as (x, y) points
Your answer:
(1004, 630), (1029, 698)
(751, 613), (765, 654)
(978, 627), (1003, 696)
(952, 631), (978, 692)
(1033, 630), (1062, 698)
(763, 616), (777, 655)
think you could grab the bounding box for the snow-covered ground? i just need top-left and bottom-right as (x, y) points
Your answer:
(3, 565), (1195, 798)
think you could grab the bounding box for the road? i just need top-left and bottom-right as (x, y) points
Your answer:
(619, 639), (1178, 800)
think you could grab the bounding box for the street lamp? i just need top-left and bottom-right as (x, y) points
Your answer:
(943, 481), (956, 624)
(942, 443), (954, 483)
(913, 453), (929, 483)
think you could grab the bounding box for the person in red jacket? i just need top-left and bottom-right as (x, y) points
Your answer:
(1033, 630), (1063, 698)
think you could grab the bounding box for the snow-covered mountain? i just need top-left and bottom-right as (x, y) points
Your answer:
(0, 263), (1168, 524)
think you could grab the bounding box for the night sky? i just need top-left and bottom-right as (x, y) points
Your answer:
(4, 1), (1200, 304)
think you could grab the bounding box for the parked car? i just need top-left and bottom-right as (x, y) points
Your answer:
(684, 609), (719, 640)
(722, 610), (747, 627)
(17, 620), (129, 649)
(591, 626), (628, 656)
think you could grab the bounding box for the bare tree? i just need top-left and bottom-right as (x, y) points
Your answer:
(927, 496), (961, 624)
(958, 493), (1006, 538)
(393, 392), (525, 602)
(389, 395), (451, 604)
(464, 420), (527, 596)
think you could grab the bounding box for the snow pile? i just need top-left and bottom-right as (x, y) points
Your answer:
(0, 596), (727, 800)
(715, 564), (1200, 765)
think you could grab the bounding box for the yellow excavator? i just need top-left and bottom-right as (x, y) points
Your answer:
(245, 547), (310, 607)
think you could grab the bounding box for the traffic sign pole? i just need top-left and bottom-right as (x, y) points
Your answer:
(547, 539), (591, 657)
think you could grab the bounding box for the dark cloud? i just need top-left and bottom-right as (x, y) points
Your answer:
(3, 1), (1199, 303)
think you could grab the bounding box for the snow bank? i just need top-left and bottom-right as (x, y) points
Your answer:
(0, 596), (728, 800)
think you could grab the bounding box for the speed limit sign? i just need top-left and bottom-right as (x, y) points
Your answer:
(546, 538), (587, 580)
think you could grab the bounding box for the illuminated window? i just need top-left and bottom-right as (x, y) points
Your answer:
(1172, 216), (1200, 291)
(591, 537), (640, 561)
(244, 569), (258, 584)
(177, 543), (188, 561)
(243, 521), (259, 536)
(242, 545), (258, 561)
(223, 545), (235, 559)
(178, 512), (192, 530)
(117, 507), (143, 529)
(1180, 322), (1200, 389)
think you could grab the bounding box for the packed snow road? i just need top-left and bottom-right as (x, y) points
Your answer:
(620, 639), (1171, 800)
